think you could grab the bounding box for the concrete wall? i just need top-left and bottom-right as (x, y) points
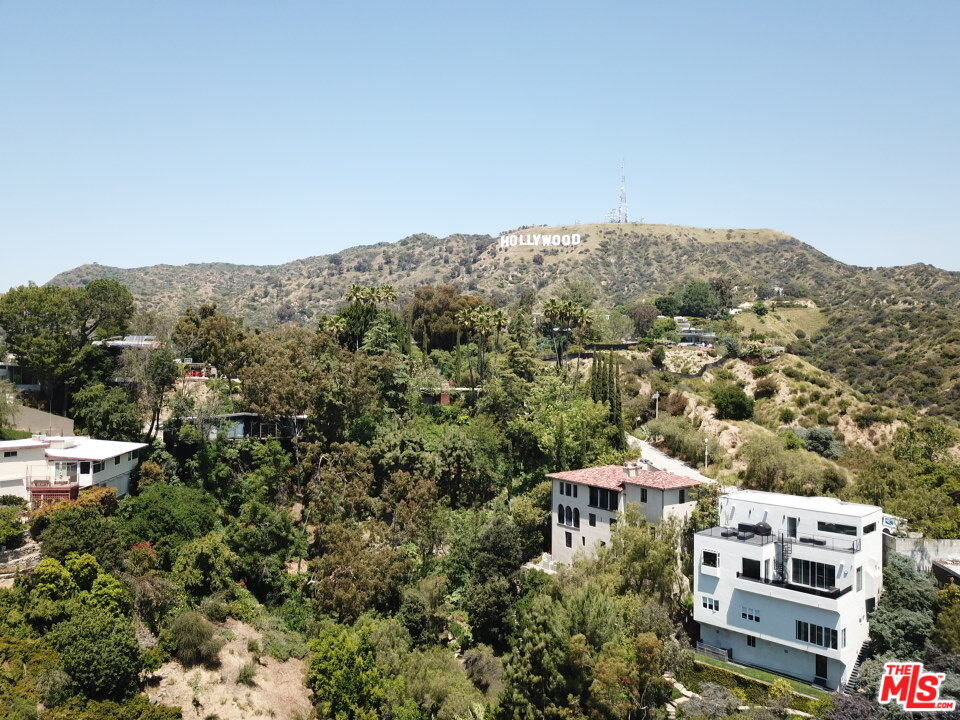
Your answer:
(884, 534), (960, 572)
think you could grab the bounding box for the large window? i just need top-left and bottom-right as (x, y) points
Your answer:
(741, 558), (761, 580)
(588, 486), (619, 511)
(863, 522), (876, 535)
(792, 558), (836, 589)
(702, 550), (719, 568)
(741, 606), (760, 623)
(796, 620), (838, 650)
(558, 505), (580, 529)
(2, 451), (17, 458)
(702, 597), (719, 611)
(817, 521), (857, 536)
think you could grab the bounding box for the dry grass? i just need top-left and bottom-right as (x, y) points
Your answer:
(146, 619), (312, 720)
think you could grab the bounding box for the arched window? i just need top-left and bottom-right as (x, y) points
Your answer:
(558, 504), (564, 524)
(574, 508), (580, 528)
(565, 506), (573, 526)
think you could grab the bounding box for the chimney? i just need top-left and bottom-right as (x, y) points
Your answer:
(640, 459), (655, 472)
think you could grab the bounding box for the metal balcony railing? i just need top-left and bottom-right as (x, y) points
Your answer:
(735, 572), (853, 599)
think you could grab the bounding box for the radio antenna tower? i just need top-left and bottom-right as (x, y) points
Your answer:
(606, 159), (629, 223)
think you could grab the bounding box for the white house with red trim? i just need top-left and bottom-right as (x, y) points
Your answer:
(0, 435), (146, 507)
(549, 460), (704, 565)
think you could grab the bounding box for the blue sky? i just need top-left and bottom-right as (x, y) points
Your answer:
(1, 1), (958, 291)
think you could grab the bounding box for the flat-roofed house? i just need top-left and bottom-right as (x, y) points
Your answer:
(693, 489), (883, 690)
(0, 435), (147, 507)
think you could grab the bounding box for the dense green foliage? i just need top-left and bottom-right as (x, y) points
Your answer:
(2, 274), (959, 718)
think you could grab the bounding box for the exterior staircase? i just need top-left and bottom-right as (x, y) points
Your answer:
(842, 640), (872, 693)
(775, 532), (793, 582)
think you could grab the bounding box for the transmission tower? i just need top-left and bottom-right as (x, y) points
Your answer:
(605, 160), (629, 223)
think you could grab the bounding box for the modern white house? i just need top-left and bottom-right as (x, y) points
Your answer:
(0, 435), (147, 507)
(549, 460), (703, 565)
(693, 489), (884, 690)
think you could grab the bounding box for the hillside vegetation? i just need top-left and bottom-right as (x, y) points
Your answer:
(46, 222), (960, 417)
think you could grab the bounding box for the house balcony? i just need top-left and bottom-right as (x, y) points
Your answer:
(785, 533), (860, 554)
(24, 465), (79, 489)
(734, 572), (852, 610)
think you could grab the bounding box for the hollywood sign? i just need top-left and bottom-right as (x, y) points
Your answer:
(498, 233), (582, 248)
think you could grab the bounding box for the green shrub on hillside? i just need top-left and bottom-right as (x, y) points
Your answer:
(711, 384), (754, 420)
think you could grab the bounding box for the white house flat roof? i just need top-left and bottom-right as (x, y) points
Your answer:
(44, 438), (147, 462)
(0, 438), (47, 450)
(722, 489), (881, 518)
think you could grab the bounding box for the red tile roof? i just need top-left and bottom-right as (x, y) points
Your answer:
(547, 465), (702, 491)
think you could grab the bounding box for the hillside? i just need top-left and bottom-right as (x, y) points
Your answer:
(47, 224), (841, 324)
(47, 222), (960, 416)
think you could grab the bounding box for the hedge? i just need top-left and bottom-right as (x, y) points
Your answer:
(681, 659), (826, 714)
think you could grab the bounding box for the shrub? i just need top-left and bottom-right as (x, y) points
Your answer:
(263, 628), (309, 661)
(164, 611), (224, 667)
(237, 660), (257, 686)
(117, 483), (220, 568)
(76, 486), (119, 516)
(664, 391), (688, 416)
(798, 427), (843, 459)
(37, 505), (124, 570)
(753, 376), (779, 400)
(0, 506), (24, 550)
(0, 495), (26, 508)
(681, 661), (819, 713)
(48, 606), (143, 700)
(650, 346), (666, 369)
(751, 365), (772, 378)
(711, 384), (754, 420)
(779, 408), (796, 423)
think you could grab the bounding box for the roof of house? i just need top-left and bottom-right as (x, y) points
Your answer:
(547, 465), (703, 491)
(43, 438), (148, 462)
(721, 489), (881, 518)
(0, 438), (48, 451)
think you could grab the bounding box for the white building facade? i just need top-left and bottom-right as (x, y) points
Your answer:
(694, 490), (883, 690)
(550, 461), (703, 565)
(0, 435), (147, 506)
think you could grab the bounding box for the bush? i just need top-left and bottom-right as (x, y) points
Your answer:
(48, 606), (143, 700)
(0, 506), (24, 550)
(751, 365), (772, 378)
(263, 628), (309, 661)
(237, 660), (257, 686)
(164, 611), (224, 667)
(651, 345), (666, 369)
(117, 483), (220, 568)
(0, 494), (26, 508)
(37, 505), (124, 570)
(711, 384), (754, 420)
(799, 427), (843, 459)
(779, 408), (796, 423)
(664, 390), (688, 416)
(681, 661), (819, 713)
(753, 376), (779, 400)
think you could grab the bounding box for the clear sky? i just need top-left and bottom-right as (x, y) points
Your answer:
(2, 1), (958, 292)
